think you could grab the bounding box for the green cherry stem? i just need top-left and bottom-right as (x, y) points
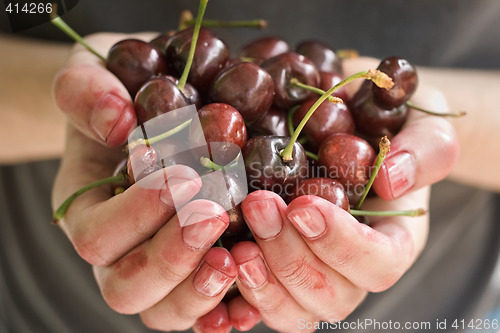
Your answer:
(127, 118), (192, 151)
(179, 10), (267, 30)
(177, 0), (209, 92)
(350, 208), (427, 217)
(354, 136), (390, 210)
(200, 156), (225, 171)
(406, 101), (466, 118)
(289, 78), (343, 104)
(281, 69), (394, 162)
(52, 173), (125, 224)
(50, 9), (106, 62)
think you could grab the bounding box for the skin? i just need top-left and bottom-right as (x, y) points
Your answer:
(2, 29), (497, 331)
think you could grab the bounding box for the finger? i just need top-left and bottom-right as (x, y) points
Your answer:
(373, 86), (459, 200)
(227, 296), (261, 331)
(241, 191), (366, 322)
(58, 164), (202, 266)
(53, 33), (138, 147)
(193, 303), (232, 333)
(93, 199), (229, 314)
(139, 247), (237, 332)
(286, 189), (429, 292)
(231, 241), (318, 333)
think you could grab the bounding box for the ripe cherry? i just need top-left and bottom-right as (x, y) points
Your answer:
(106, 39), (167, 97)
(208, 62), (274, 124)
(190, 103), (247, 166)
(296, 40), (343, 75)
(286, 177), (350, 212)
(372, 56), (418, 109)
(248, 107), (290, 137)
(238, 36), (289, 64)
(166, 27), (229, 92)
(319, 71), (349, 102)
(261, 52), (320, 109)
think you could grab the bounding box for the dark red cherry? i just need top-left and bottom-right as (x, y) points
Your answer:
(319, 71), (349, 102)
(286, 177), (350, 211)
(238, 36), (289, 64)
(248, 107), (289, 137)
(106, 39), (167, 97)
(149, 32), (174, 56)
(261, 52), (320, 109)
(296, 40), (343, 75)
(242, 135), (307, 194)
(372, 56), (418, 109)
(293, 97), (355, 150)
(163, 75), (202, 109)
(349, 81), (409, 137)
(166, 27), (229, 92)
(318, 133), (375, 197)
(208, 62), (274, 124)
(134, 75), (189, 126)
(190, 103), (247, 166)
(126, 145), (158, 184)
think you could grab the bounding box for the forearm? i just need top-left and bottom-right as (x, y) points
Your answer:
(0, 33), (70, 164)
(418, 67), (500, 192)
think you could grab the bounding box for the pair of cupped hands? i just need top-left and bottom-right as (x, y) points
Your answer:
(51, 32), (459, 333)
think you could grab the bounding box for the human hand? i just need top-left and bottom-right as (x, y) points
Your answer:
(52, 33), (238, 331)
(224, 57), (460, 332)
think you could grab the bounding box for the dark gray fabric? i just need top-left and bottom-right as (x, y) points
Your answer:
(1, 0), (499, 332)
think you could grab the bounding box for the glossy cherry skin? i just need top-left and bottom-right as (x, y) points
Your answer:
(242, 135), (307, 195)
(126, 145), (158, 184)
(318, 133), (375, 196)
(163, 75), (202, 109)
(319, 71), (349, 102)
(349, 81), (409, 137)
(286, 177), (350, 211)
(261, 52), (320, 109)
(238, 36), (289, 64)
(106, 39), (167, 97)
(166, 27), (229, 92)
(134, 75), (189, 127)
(208, 62), (274, 124)
(248, 107), (289, 137)
(190, 103), (247, 166)
(372, 56), (418, 109)
(293, 97), (355, 151)
(296, 40), (343, 75)
(149, 32), (174, 56)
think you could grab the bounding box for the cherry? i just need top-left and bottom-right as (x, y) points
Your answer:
(372, 56), (418, 109)
(296, 40), (343, 75)
(163, 75), (202, 109)
(208, 62), (274, 124)
(286, 177), (350, 212)
(349, 80), (409, 137)
(292, 97), (355, 150)
(149, 32), (174, 56)
(134, 75), (189, 127)
(242, 135), (307, 194)
(318, 133), (376, 198)
(261, 52), (320, 109)
(126, 145), (158, 184)
(106, 39), (167, 97)
(248, 107), (290, 137)
(166, 27), (229, 92)
(238, 36), (289, 64)
(190, 103), (247, 166)
(319, 71), (349, 102)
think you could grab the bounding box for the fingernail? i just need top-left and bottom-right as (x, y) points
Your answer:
(160, 176), (202, 208)
(182, 215), (227, 250)
(384, 151), (416, 199)
(287, 206), (326, 238)
(238, 255), (268, 289)
(194, 262), (233, 297)
(244, 199), (282, 240)
(90, 93), (127, 142)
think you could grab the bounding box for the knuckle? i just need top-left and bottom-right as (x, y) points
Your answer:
(274, 257), (316, 291)
(366, 268), (405, 293)
(71, 228), (111, 266)
(100, 284), (136, 315)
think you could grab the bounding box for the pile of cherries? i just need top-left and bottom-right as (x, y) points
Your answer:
(52, 2), (435, 249)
